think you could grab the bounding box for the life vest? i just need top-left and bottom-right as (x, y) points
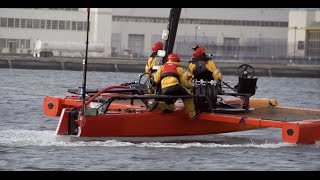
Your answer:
(160, 63), (180, 82)
(191, 56), (214, 81)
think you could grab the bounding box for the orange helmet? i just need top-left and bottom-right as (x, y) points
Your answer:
(152, 41), (164, 52)
(193, 46), (205, 58)
(167, 53), (180, 62)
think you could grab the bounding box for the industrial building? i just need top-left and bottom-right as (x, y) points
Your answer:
(0, 8), (319, 60)
(287, 9), (320, 58)
(0, 8), (112, 57)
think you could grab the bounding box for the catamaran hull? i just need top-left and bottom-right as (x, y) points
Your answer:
(46, 95), (320, 144)
(56, 107), (261, 137)
(55, 103), (320, 144)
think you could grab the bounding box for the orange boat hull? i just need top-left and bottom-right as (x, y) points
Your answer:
(56, 106), (261, 137)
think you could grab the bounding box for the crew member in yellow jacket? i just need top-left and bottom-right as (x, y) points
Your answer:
(144, 41), (164, 93)
(149, 53), (200, 120)
(187, 45), (222, 82)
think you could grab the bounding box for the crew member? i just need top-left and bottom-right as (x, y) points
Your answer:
(145, 41), (164, 93)
(187, 45), (222, 82)
(149, 53), (200, 120)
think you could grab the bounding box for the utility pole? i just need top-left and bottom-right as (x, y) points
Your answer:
(195, 26), (200, 44)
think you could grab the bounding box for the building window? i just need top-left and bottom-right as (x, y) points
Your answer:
(59, 20), (65, 30)
(270, 21), (276, 27)
(7, 39), (19, 49)
(112, 15), (288, 28)
(226, 20), (232, 25)
(0, 38), (6, 48)
(265, 21), (270, 27)
(306, 30), (320, 57)
(1, 18), (7, 27)
(223, 37), (240, 55)
(8, 18), (14, 28)
(212, 19), (218, 25)
(252, 21), (258, 26)
(34, 19), (40, 28)
(26, 39), (31, 49)
(66, 21), (70, 30)
(71, 21), (76, 30)
(83, 22), (88, 30)
(77, 21), (83, 30)
(111, 33), (121, 55)
(128, 34), (144, 55)
(20, 39), (25, 48)
(40, 20), (46, 29)
(46, 20), (52, 29)
(52, 20), (58, 29)
(21, 19), (26, 28)
(26, 19), (33, 28)
(281, 22), (288, 27)
(14, 18), (20, 28)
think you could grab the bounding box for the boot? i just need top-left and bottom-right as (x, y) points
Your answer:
(148, 101), (158, 112)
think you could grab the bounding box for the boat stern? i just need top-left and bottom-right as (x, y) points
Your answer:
(55, 107), (79, 136)
(43, 96), (81, 117)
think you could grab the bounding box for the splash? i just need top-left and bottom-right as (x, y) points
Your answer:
(0, 129), (134, 147)
(136, 141), (294, 149)
(0, 129), (299, 149)
(314, 140), (320, 148)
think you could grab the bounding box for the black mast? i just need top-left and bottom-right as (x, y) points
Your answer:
(80, 8), (90, 115)
(162, 8), (181, 64)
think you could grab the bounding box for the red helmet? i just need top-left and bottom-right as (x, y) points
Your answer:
(193, 46), (205, 58)
(152, 41), (164, 52)
(167, 53), (180, 62)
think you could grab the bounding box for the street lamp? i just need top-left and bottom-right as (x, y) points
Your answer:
(293, 26), (301, 61)
(195, 26), (200, 44)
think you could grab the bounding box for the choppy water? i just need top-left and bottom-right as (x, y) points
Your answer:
(0, 69), (319, 171)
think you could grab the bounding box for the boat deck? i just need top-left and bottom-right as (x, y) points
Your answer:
(218, 106), (320, 122)
(109, 98), (320, 122)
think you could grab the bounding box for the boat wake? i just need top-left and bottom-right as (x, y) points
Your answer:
(0, 129), (304, 149)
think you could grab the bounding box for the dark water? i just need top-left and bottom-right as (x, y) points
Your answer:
(0, 69), (319, 171)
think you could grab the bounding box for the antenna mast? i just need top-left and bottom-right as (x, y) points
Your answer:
(80, 8), (91, 115)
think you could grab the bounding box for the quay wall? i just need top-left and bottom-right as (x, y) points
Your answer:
(0, 56), (319, 78)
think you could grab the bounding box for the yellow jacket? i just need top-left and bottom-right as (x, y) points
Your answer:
(145, 57), (155, 75)
(188, 59), (222, 81)
(153, 61), (192, 89)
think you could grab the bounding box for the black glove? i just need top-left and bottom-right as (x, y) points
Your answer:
(120, 82), (129, 86)
(217, 80), (222, 93)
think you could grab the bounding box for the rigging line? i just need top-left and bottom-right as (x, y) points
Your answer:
(110, 8), (136, 43)
(98, 8), (136, 60)
(112, 8), (135, 38)
(115, 8), (136, 43)
(105, 8), (136, 56)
